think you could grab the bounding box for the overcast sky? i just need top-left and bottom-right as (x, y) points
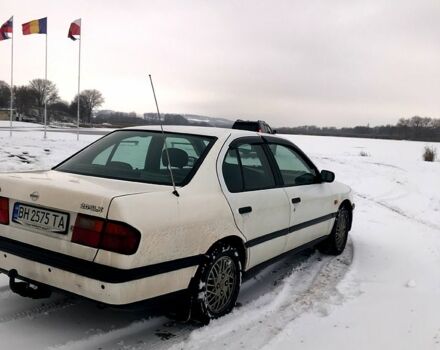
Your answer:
(1, 0), (440, 127)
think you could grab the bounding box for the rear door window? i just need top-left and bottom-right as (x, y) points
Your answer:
(222, 142), (276, 192)
(222, 149), (243, 192)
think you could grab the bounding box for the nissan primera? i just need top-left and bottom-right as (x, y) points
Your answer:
(0, 126), (353, 322)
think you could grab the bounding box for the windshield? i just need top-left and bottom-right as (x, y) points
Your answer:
(55, 130), (216, 186)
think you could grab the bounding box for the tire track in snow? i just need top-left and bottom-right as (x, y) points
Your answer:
(48, 317), (197, 350)
(317, 155), (439, 231)
(356, 193), (440, 231)
(0, 296), (77, 324)
(166, 242), (354, 350)
(48, 319), (153, 350)
(43, 245), (354, 350)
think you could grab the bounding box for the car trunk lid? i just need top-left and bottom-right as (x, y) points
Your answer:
(0, 170), (169, 261)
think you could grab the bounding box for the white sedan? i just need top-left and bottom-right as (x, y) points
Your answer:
(0, 126), (353, 322)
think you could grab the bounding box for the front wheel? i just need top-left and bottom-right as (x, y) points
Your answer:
(318, 206), (350, 255)
(191, 243), (242, 323)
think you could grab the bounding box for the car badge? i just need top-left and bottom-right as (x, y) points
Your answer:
(30, 191), (39, 201)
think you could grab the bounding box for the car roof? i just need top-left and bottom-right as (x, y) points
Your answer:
(122, 125), (264, 138)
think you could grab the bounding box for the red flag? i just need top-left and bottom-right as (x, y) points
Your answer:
(0, 16), (13, 41)
(68, 18), (81, 41)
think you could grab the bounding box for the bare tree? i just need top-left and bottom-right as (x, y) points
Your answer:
(14, 86), (37, 116)
(397, 118), (410, 127)
(70, 94), (88, 122)
(409, 116), (422, 128)
(0, 81), (10, 108)
(431, 119), (440, 128)
(29, 79), (59, 122)
(73, 89), (104, 124)
(49, 100), (72, 122)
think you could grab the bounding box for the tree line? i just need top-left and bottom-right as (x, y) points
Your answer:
(0, 79), (104, 124)
(278, 116), (440, 142)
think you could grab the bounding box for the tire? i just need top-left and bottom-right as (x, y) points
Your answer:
(318, 206), (350, 255)
(191, 243), (242, 324)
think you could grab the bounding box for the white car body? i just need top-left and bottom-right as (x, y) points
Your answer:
(0, 126), (353, 306)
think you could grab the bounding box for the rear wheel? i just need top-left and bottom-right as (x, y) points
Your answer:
(318, 206), (350, 255)
(191, 243), (242, 323)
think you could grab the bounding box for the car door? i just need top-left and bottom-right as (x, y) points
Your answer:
(219, 136), (290, 269)
(266, 140), (337, 252)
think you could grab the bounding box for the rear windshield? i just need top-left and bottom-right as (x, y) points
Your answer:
(55, 130), (216, 186)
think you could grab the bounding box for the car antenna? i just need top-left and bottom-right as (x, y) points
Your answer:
(148, 74), (179, 197)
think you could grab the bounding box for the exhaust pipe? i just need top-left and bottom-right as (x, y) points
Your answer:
(8, 269), (52, 299)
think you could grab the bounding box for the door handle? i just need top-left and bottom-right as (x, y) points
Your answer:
(291, 197), (301, 204)
(238, 206), (252, 214)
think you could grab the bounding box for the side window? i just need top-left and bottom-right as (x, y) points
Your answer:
(238, 143), (276, 191)
(222, 142), (276, 192)
(222, 149), (243, 193)
(269, 144), (317, 186)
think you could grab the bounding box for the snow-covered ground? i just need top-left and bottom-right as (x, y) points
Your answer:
(0, 130), (439, 349)
(0, 121), (42, 128)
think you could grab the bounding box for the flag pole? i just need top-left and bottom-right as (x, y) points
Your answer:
(76, 19), (82, 141)
(9, 16), (14, 137)
(44, 21), (48, 139)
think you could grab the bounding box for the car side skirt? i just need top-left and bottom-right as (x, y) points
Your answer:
(243, 235), (328, 280)
(245, 212), (337, 248)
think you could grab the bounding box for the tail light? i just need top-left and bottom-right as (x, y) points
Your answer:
(72, 214), (140, 255)
(100, 222), (141, 255)
(0, 197), (9, 225)
(72, 214), (104, 248)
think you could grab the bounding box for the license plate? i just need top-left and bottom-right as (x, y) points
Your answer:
(12, 203), (70, 234)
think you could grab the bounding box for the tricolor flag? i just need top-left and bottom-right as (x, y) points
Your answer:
(68, 19), (81, 40)
(22, 17), (47, 35)
(0, 17), (13, 41)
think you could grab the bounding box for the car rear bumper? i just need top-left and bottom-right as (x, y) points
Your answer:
(0, 236), (201, 305)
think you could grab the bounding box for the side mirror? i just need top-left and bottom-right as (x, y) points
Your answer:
(272, 129), (277, 134)
(320, 170), (335, 183)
